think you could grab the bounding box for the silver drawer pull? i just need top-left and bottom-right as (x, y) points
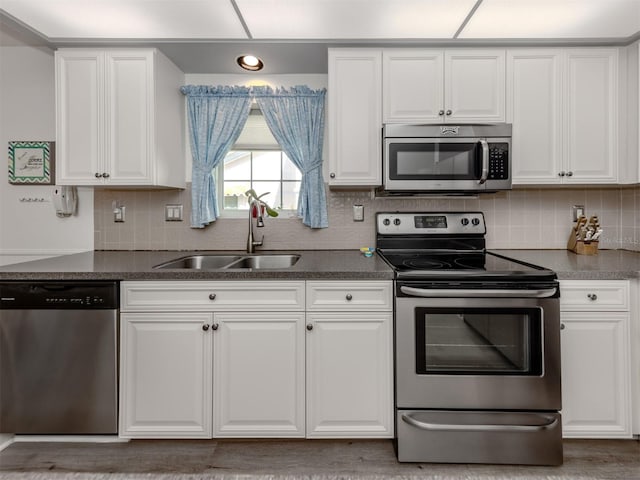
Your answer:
(587, 293), (597, 301)
(345, 294), (353, 301)
(209, 293), (216, 300)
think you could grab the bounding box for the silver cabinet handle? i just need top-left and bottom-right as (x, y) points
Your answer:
(560, 323), (565, 330)
(400, 286), (558, 298)
(103, 173), (110, 178)
(329, 173), (336, 178)
(558, 171), (566, 177)
(345, 294), (353, 301)
(478, 139), (489, 185)
(587, 293), (598, 301)
(306, 324), (313, 331)
(209, 293), (216, 300)
(211, 323), (219, 330)
(445, 109), (452, 116)
(95, 172), (102, 178)
(401, 413), (558, 433)
(438, 110), (445, 116)
(202, 324), (210, 331)
(566, 171), (573, 177)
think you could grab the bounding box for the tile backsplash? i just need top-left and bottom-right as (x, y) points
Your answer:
(95, 185), (640, 252)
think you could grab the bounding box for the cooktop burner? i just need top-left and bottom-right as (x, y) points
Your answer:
(375, 212), (557, 283)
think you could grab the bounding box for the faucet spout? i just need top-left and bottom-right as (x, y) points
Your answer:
(247, 200), (264, 253)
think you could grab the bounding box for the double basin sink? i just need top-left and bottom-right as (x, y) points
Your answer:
(153, 254), (300, 270)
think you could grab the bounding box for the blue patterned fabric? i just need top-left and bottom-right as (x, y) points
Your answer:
(253, 86), (328, 228)
(180, 85), (252, 228)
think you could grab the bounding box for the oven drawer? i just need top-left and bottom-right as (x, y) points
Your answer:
(396, 410), (563, 465)
(560, 280), (629, 311)
(306, 281), (392, 311)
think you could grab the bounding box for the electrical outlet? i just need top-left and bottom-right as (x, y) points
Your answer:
(165, 204), (183, 221)
(113, 206), (125, 223)
(353, 205), (364, 222)
(572, 205), (585, 222)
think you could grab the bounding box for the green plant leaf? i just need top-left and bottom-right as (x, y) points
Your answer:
(265, 205), (279, 217)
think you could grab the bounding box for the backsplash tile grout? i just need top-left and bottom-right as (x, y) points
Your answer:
(94, 185), (640, 252)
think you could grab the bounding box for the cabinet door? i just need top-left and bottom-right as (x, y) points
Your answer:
(445, 50), (506, 123)
(328, 49), (382, 186)
(383, 49), (444, 123)
(564, 49), (618, 183)
(213, 312), (305, 437)
(508, 50), (563, 184)
(120, 312), (213, 438)
(106, 51), (153, 185)
(560, 311), (632, 438)
(306, 312), (393, 438)
(55, 50), (104, 185)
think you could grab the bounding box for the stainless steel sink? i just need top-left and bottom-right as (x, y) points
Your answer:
(153, 255), (242, 270)
(224, 254), (300, 270)
(153, 254), (300, 270)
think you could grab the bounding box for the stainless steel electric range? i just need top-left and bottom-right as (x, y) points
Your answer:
(376, 212), (562, 466)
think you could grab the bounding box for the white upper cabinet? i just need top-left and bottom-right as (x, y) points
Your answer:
(55, 48), (185, 188)
(565, 49), (618, 184)
(509, 48), (619, 185)
(507, 50), (564, 184)
(383, 49), (506, 124)
(328, 49), (382, 187)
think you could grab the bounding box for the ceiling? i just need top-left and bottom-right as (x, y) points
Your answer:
(1, 0), (639, 74)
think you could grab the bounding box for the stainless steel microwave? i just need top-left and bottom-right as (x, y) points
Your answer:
(381, 124), (512, 195)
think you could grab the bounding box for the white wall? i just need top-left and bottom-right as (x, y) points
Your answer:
(0, 44), (93, 260)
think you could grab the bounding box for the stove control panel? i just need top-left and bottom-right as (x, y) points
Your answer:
(377, 212), (486, 235)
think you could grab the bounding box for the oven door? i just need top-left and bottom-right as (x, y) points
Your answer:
(395, 286), (561, 411)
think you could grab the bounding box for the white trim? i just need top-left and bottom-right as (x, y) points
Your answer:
(12, 435), (128, 444)
(0, 434), (14, 452)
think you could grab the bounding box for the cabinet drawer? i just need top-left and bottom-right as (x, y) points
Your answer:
(306, 281), (392, 311)
(121, 281), (305, 312)
(560, 280), (629, 311)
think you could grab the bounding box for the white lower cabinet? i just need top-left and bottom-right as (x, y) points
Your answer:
(305, 281), (394, 438)
(559, 280), (632, 438)
(213, 312), (305, 437)
(119, 280), (393, 439)
(119, 312), (213, 438)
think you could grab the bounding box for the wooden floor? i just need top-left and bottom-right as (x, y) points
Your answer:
(0, 438), (638, 479)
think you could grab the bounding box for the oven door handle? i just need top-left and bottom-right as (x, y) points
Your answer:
(400, 286), (558, 298)
(401, 413), (559, 433)
(477, 139), (489, 185)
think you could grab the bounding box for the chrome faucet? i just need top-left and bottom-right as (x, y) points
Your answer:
(247, 199), (264, 253)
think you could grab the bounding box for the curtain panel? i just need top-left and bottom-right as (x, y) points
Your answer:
(253, 86), (328, 229)
(180, 85), (252, 228)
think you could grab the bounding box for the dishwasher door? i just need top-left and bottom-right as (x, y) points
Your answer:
(0, 308), (118, 434)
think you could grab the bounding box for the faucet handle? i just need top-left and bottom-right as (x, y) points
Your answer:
(255, 235), (264, 247)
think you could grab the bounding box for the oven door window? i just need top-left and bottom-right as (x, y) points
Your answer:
(388, 142), (480, 180)
(415, 308), (542, 375)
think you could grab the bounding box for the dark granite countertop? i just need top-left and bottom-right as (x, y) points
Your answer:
(0, 250), (394, 281)
(492, 249), (640, 280)
(0, 249), (638, 282)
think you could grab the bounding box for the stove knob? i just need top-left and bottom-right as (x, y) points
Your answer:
(472, 218), (480, 226)
(461, 218), (469, 226)
(393, 218), (401, 226)
(383, 218), (391, 226)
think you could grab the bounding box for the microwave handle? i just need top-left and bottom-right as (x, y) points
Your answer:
(478, 139), (489, 185)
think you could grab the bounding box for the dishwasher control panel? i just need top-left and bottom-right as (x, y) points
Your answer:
(0, 281), (118, 309)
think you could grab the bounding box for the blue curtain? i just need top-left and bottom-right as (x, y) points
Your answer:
(253, 86), (328, 228)
(180, 85), (252, 228)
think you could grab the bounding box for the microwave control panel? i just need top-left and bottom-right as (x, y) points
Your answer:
(487, 143), (509, 180)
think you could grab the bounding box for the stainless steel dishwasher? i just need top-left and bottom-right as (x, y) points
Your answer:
(0, 281), (118, 434)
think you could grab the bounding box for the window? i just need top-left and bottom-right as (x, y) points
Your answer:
(218, 107), (301, 215)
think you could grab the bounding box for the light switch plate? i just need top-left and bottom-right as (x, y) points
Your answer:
(114, 206), (125, 223)
(572, 205), (585, 222)
(353, 205), (364, 222)
(165, 204), (183, 221)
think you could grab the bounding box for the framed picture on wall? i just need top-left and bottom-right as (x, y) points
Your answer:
(8, 141), (55, 185)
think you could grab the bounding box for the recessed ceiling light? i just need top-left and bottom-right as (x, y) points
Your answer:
(237, 55), (264, 71)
